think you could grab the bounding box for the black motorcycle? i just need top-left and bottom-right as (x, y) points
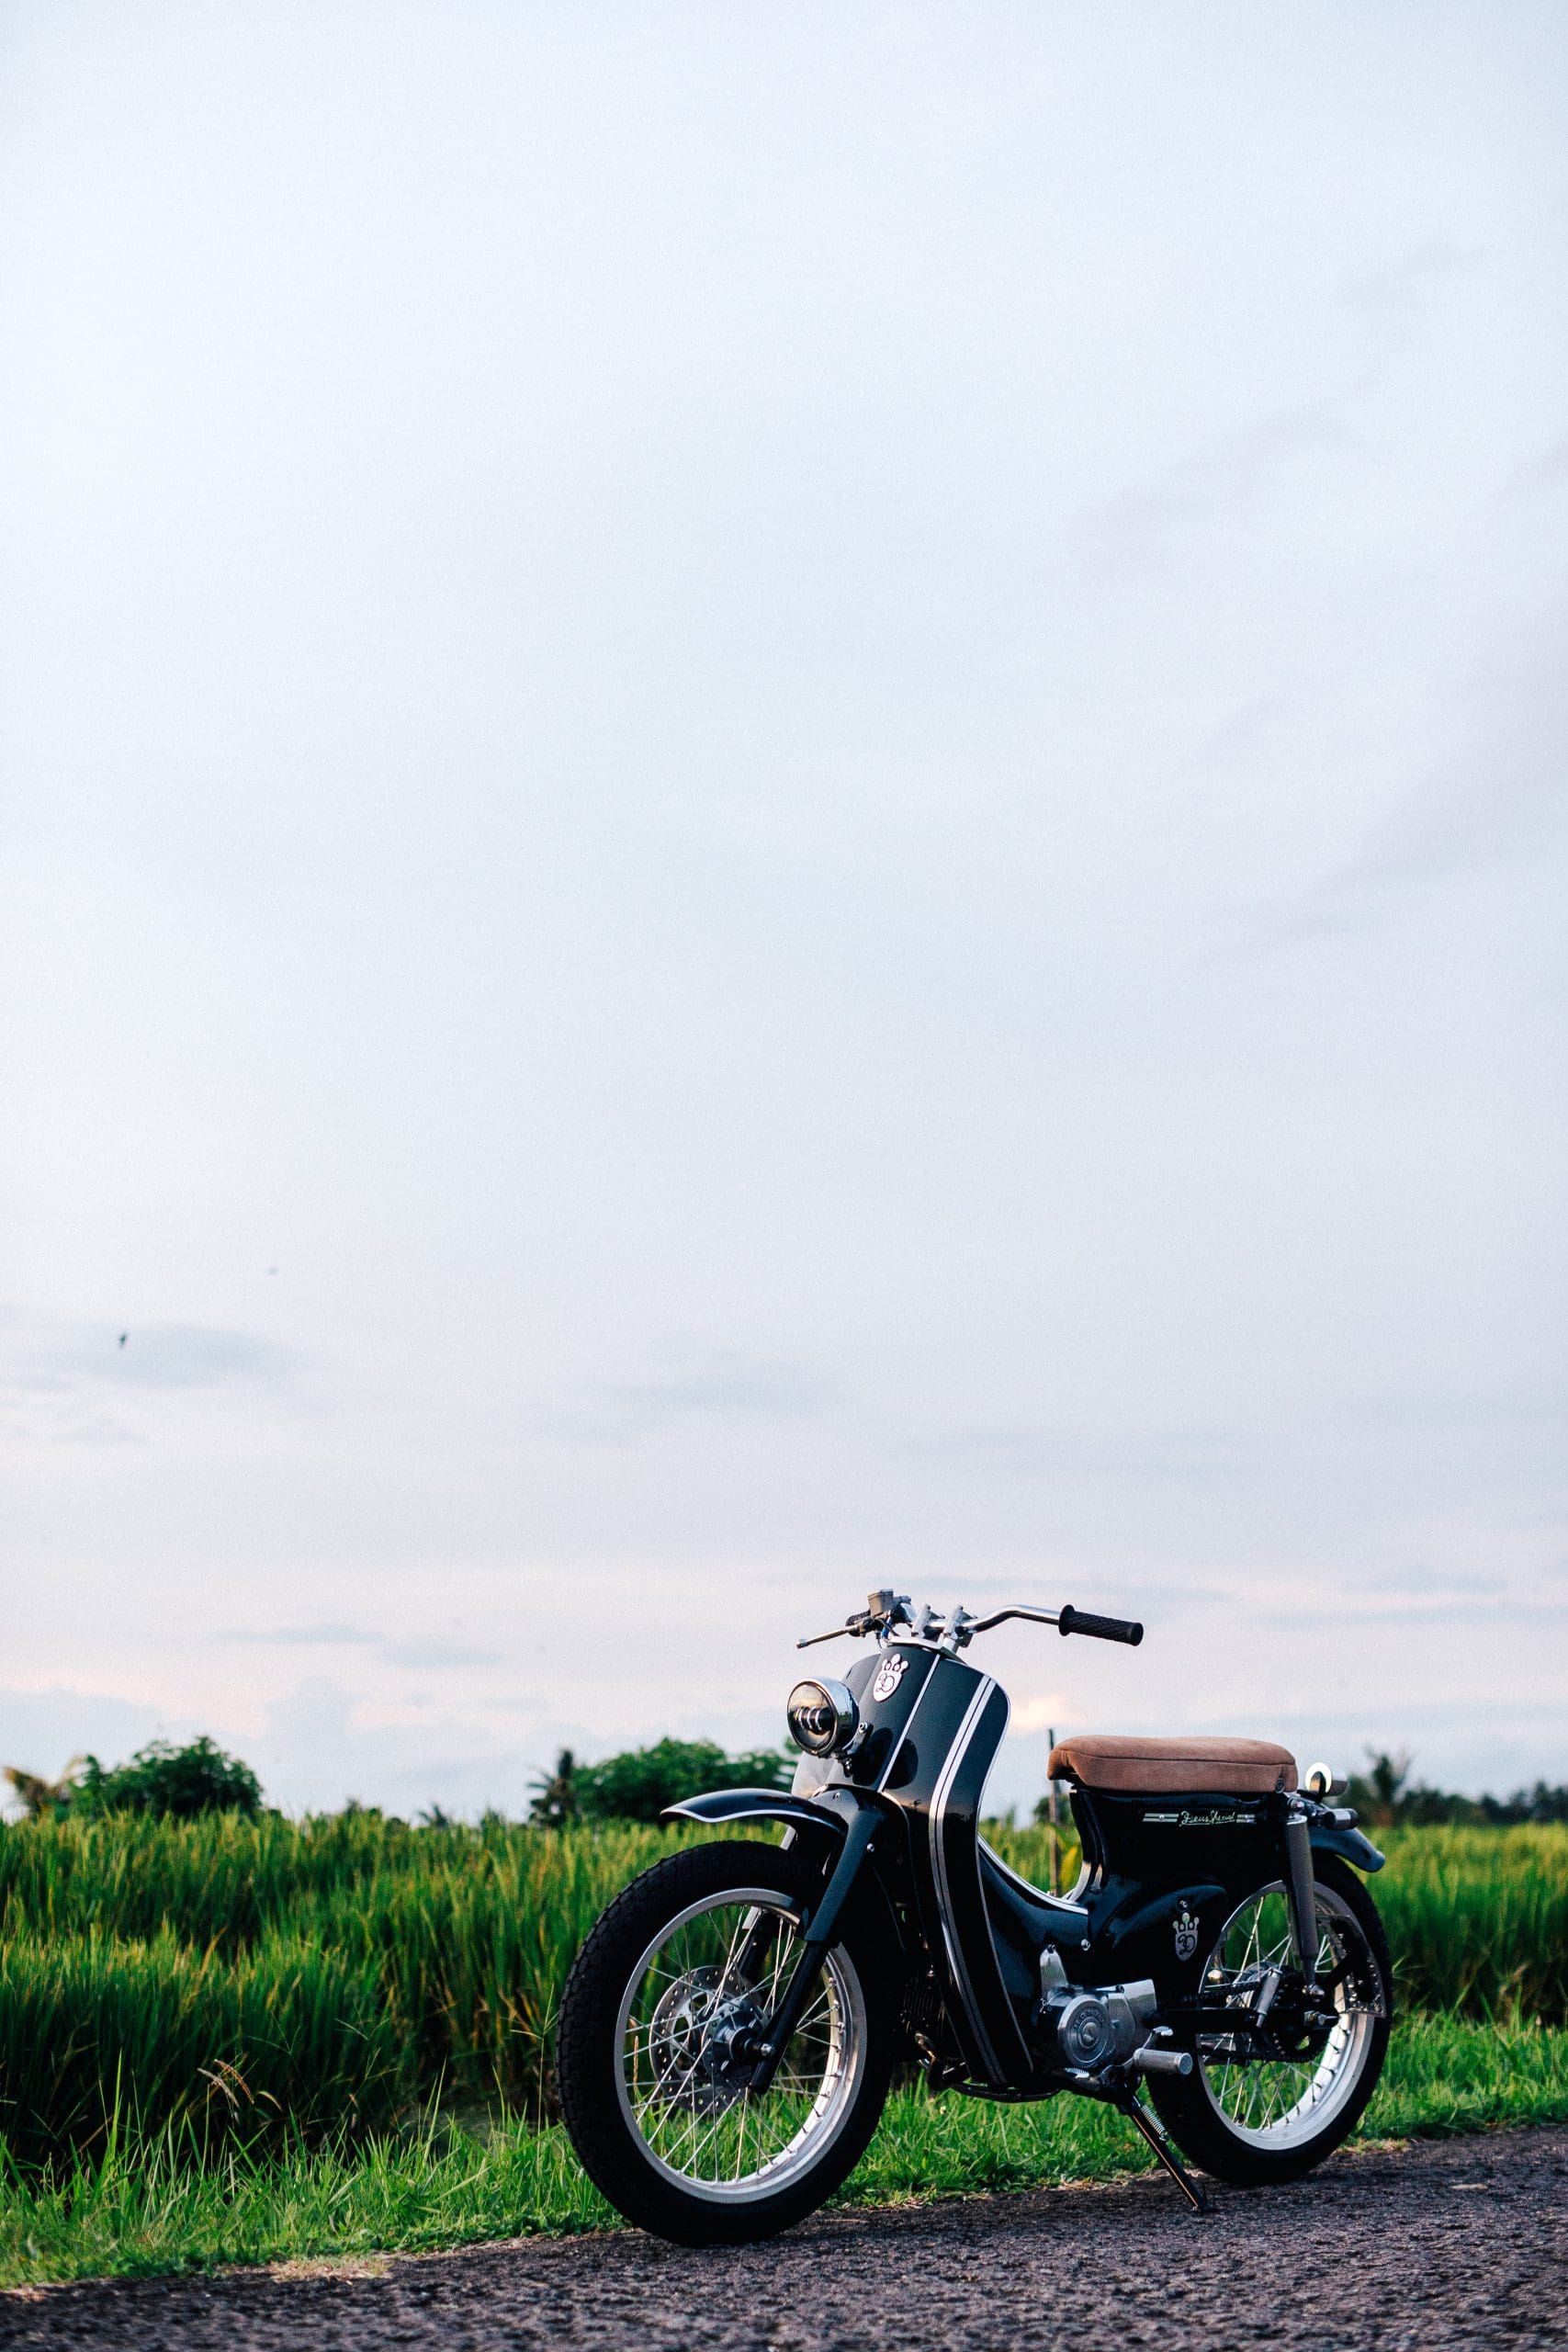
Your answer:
(556, 1589), (1392, 2243)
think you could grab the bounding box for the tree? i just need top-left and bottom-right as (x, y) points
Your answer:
(1347, 1750), (1415, 1826)
(1340, 1750), (1568, 1828)
(525, 1738), (792, 1826)
(528, 1747), (581, 1828)
(3, 1758), (85, 1819)
(75, 1736), (264, 1820)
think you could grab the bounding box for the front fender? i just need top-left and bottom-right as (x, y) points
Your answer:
(1310, 1819), (1386, 1873)
(660, 1785), (907, 1954)
(660, 1787), (850, 1838)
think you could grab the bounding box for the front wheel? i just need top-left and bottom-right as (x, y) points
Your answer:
(1151, 1853), (1393, 2185)
(555, 1841), (896, 2244)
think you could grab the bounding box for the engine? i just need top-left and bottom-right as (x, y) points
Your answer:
(1041, 1964), (1160, 2075)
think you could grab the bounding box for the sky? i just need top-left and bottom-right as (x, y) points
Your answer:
(2, 1), (1565, 1818)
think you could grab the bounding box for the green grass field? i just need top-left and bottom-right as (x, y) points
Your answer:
(2, 1815), (1565, 2286)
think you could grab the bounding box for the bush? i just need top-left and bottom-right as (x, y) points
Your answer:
(77, 1739), (264, 1823)
(574, 1737), (791, 1823)
(529, 1738), (791, 1826)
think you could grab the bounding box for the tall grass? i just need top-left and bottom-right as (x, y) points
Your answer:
(0, 1815), (692, 2165)
(1373, 1826), (1568, 2021)
(3, 2014), (1565, 2289)
(3, 1813), (1565, 2171)
(990, 1820), (1568, 2024)
(0, 1929), (402, 2171)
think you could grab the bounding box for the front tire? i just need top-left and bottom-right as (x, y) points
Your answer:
(556, 1841), (896, 2244)
(1151, 1853), (1393, 2186)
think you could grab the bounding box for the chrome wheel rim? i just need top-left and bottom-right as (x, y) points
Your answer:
(1195, 1880), (1382, 2151)
(614, 1887), (866, 2204)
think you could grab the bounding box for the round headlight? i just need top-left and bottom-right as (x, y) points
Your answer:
(786, 1678), (859, 1757)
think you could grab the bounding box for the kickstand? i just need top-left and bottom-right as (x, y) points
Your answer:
(1116, 2093), (1212, 2214)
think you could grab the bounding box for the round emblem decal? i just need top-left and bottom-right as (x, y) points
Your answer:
(871, 1651), (908, 1705)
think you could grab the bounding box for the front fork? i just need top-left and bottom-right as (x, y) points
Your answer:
(1280, 1800), (1320, 1980)
(744, 1801), (880, 2093)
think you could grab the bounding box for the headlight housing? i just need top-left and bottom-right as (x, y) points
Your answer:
(786, 1677), (859, 1757)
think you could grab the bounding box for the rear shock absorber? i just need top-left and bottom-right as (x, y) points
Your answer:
(1281, 1800), (1319, 1979)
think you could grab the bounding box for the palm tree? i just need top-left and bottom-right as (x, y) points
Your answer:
(528, 1747), (580, 1828)
(3, 1758), (86, 1819)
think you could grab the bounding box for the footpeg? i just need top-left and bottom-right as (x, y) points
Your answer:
(1130, 2041), (1193, 2077)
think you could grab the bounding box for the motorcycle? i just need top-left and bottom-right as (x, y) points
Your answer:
(556, 1589), (1392, 2244)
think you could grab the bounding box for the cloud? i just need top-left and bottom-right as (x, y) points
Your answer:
(0, 1685), (181, 1793)
(1076, 402), (1358, 580)
(1504, 430), (1568, 495)
(223, 1623), (372, 1647)
(1010, 1693), (1075, 1736)
(247, 1679), (581, 1817)
(378, 1640), (500, 1669)
(1357, 1563), (1507, 1601)
(104, 1325), (294, 1390)
(1220, 631), (1568, 952)
(0, 1310), (296, 1442)
(220, 1625), (501, 1671)
(907, 1422), (1253, 1485)
(548, 1349), (840, 1443)
(1341, 236), (1476, 322)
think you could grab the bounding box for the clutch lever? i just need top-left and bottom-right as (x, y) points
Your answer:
(796, 1589), (913, 1649)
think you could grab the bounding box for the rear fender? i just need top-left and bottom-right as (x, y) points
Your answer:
(1309, 1819), (1386, 1873)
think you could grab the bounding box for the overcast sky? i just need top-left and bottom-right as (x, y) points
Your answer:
(3, 2), (1564, 1817)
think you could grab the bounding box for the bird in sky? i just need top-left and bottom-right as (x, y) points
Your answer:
(118, 1332), (128, 1347)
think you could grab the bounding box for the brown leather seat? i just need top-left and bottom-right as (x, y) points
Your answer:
(1048, 1734), (1297, 1795)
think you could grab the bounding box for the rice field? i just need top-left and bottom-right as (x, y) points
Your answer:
(989, 1820), (1568, 2022)
(2, 1811), (1565, 2175)
(2, 1810), (1566, 2289)
(0, 1811), (677, 2166)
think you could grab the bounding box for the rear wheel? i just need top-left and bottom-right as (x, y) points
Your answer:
(556, 1841), (896, 2244)
(1151, 1854), (1392, 2185)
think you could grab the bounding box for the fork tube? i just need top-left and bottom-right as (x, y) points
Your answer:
(745, 1804), (878, 2093)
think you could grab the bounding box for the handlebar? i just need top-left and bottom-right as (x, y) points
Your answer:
(797, 1590), (1145, 1653)
(1056, 1603), (1144, 1647)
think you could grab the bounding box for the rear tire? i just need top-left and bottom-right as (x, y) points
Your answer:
(1151, 1854), (1393, 2186)
(556, 1840), (896, 2244)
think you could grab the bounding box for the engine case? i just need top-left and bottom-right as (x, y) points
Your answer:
(1045, 1977), (1158, 2073)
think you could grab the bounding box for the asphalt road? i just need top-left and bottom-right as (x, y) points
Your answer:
(4, 2126), (1564, 2352)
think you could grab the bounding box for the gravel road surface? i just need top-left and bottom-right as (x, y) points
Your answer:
(4, 2126), (1564, 2352)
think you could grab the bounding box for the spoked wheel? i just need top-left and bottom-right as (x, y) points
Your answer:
(556, 1842), (895, 2243)
(1150, 1853), (1392, 2184)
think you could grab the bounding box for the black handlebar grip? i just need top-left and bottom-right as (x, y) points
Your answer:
(1058, 1603), (1144, 1646)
